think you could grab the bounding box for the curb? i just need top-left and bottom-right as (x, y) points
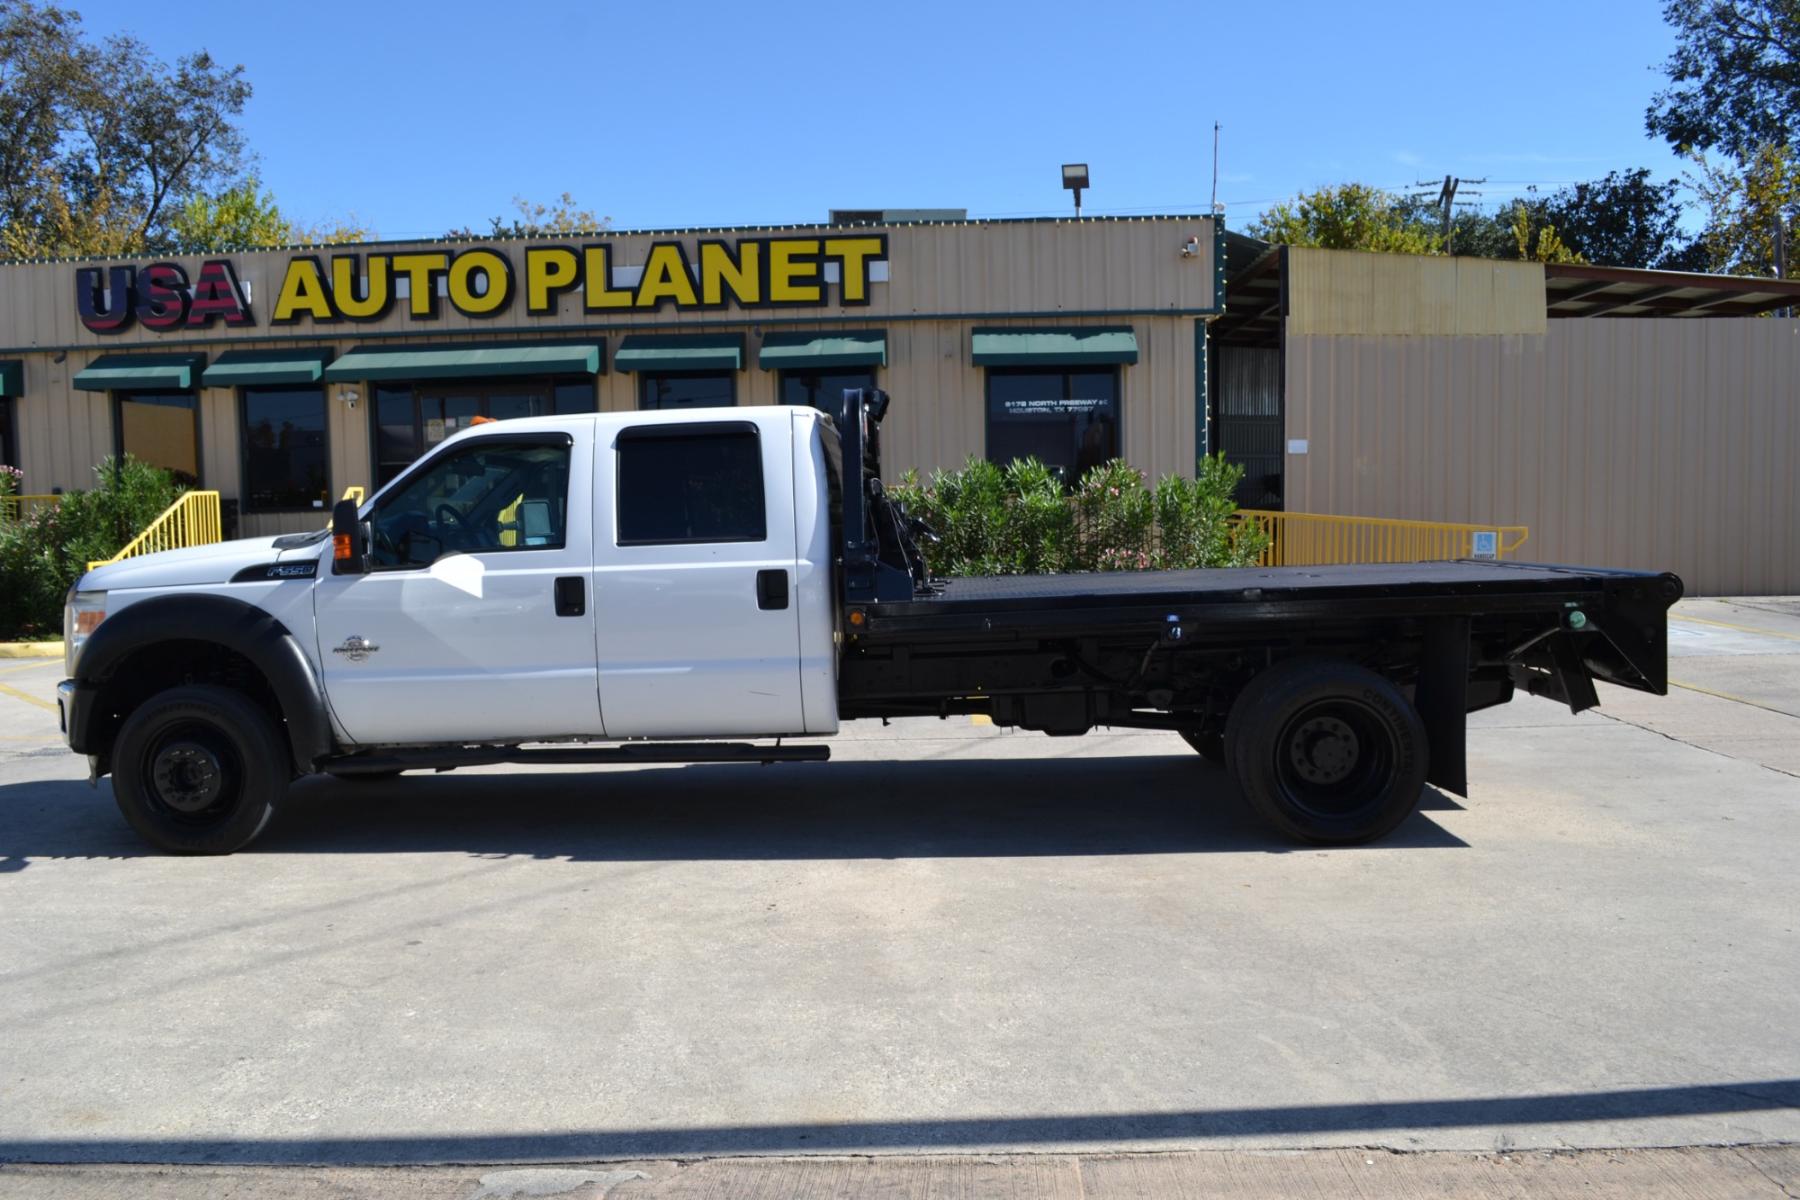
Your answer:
(0, 641), (62, 659)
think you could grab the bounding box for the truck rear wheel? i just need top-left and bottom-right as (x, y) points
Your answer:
(111, 685), (289, 855)
(1224, 658), (1428, 845)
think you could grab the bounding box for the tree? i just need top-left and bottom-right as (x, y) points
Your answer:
(0, 1), (252, 258)
(1248, 183), (1442, 254)
(1647, 0), (1800, 158)
(163, 177), (372, 252)
(1688, 142), (1800, 273)
(1508, 203), (1584, 263)
(1524, 170), (1703, 269)
(448, 192), (610, 239)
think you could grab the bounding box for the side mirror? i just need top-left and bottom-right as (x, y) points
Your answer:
(330, 499), (368, 576)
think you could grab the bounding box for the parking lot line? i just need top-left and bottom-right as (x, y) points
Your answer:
(1668, 677), (1800, 720)
(0, 680), (56, 712)
(1671, 613), (1800, 642)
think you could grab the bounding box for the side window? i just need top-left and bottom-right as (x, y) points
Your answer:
(616, 425), (766, 545)
(368, 438), (572, 569)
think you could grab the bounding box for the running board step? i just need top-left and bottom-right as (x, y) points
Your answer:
(322, 742), (830, 774)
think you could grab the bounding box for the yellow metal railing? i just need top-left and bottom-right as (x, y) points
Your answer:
(1236, 510), (1529, 567)
(0, 493), (62, 524)
(341, 485), (366, 505)
(87, 490), (223, 571)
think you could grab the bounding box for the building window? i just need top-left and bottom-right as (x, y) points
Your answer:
(638, 371), (736, 410)
(368, 438), (572, 569)
(115, 390), (200, 487)
(985, 367), (1120, 487)
(240, 386), (328, 512)
(616, 424), (766, 545)
(0, 398), (14, 470)
(371, 376), (585, 486)
(780, 368), (876, 410)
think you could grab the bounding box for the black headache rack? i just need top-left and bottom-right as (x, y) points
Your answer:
(824, 387), (938, 605)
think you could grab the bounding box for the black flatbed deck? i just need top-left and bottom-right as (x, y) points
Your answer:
(856, 559), (1682, 647)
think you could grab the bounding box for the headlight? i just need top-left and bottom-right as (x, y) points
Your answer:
(64, 590), (106, 676)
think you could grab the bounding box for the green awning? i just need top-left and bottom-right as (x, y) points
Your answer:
(970, 327), (1139, 367)
(614, 334), (744, 373)
(72, 353), (206, 392)
(202, 349), (333, 388)
(322, 342), (604, 382)
(0, 360), (21, 397)
(758, 331), (887, 370)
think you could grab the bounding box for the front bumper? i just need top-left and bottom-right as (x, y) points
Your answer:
(58, 679), (99, 753)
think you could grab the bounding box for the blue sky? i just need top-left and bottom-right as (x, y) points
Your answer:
(71, 0), (1693, 237)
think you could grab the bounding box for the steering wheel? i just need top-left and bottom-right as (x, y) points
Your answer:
(434, 503), (472, 548)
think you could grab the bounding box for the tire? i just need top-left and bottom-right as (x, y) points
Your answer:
(1179, 728), (1227, 765)
(1224, 658), (1428, 845)
(111, 685), (290, 855)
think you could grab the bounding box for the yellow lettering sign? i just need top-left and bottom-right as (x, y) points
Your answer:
(447, 249), (511, 316)
(390, 252), (449, 318)
(271, 257), (334, 324)
(583, 245), (631, 310)
(635, 243), (698, 308)
(824, 236), (884, 304)
(331, 254), (390, 321)
(699, 240), (761, 307)
(769, 239), (822, 304)
(525, 246), (580, 314)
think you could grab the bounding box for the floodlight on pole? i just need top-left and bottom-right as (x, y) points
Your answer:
(1062, 163), (1089, 218)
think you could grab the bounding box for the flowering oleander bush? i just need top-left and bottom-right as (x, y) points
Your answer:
(0, 465), (21, 497)
(0, 457), (182, 640)
(889, 454), (1268, 578)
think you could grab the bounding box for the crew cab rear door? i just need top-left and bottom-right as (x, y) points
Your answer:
(313, 426), (605, 744)
(592, 412), (805, 737)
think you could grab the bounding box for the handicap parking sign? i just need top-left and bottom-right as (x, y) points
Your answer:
(1470, 531), (1499, 560)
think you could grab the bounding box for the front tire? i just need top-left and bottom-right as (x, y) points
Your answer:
(111, 685), (290, 855)
(1224, 658), (1428, 845)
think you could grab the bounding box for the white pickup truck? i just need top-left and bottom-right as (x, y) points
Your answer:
(59, 389), (1681, 854)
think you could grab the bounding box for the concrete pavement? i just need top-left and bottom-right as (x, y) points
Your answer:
(0, 598), (1795, 1190)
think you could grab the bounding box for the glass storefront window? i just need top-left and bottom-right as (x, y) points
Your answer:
(985, 367), (1120, 487)
(371, 376), (586, 486)
(240, 386), (328, 511)
(779, 368), (876, 411)
(638, 371), (736, 410)
(115, 390), (200, 488)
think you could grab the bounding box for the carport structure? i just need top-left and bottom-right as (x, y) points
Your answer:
(1208, 240), (1800, 594)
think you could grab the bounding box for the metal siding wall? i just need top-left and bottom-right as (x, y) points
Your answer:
(1285, 319), (1800, 595)
(1, 218), (1217, 503)
(1287, 248), (1547, 337)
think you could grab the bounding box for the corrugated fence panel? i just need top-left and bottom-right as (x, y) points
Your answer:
(1285, 319), (1800, 594)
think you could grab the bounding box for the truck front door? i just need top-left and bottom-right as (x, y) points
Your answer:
(313, 428), (606, 744)
(593, 416), (805, 737)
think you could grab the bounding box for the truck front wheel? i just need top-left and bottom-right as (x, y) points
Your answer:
(1224, 659), (1428, 845)
(111, 685), (289, 855)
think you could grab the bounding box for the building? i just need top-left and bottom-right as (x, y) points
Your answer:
(0, 215), (1221, 537)
(3, 213), (1797, 594)
(1214, 240), (1800, 595)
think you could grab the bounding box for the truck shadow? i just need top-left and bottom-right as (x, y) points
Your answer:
(0, 756), (1468, 864)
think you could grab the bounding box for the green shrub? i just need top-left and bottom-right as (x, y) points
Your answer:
(890, 454), (1267, 578)
(0, 457), (182, 640)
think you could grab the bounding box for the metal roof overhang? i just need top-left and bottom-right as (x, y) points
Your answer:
(614, 334), (744, 373)
(323, 342), (604, 382)
(72, 353), (207, 391)
(1545, 263), (1800, 318)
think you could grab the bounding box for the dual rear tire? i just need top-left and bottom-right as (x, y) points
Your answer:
(1189, 659), (1429, 845)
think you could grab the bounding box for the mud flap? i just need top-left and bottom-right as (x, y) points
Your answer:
(1415, 616), (1469, 797)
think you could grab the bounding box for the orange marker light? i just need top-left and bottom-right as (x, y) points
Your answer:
(333, 533), (353, 561)
(848, 608), (867, 627)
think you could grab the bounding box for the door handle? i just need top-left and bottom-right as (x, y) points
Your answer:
(554, 576), (586, 617)
(756, 568), (789, 611)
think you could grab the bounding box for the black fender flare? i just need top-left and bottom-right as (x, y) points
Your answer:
(75, 593), (334, 770)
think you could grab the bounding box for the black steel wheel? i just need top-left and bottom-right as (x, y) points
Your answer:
(1224, 658), (1428, 844)
(111, 685), (289, 855)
